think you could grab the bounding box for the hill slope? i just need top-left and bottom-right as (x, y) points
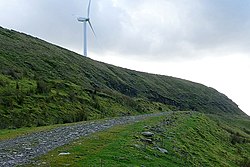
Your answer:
(0, 26), (245, 129)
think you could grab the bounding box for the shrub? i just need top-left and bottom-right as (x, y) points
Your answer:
(2, 97), (14, 109)
(16, 82), (20, 90)
(3, 68), (23, 79)
(231, 132), (245, 145)
(239, 157), (250, 167)
(16, 92), (25, 105)
(36, 80), (51, 94)
(0, 79), (8, 87)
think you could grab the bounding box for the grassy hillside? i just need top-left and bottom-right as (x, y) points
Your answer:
(0, 26), (246, 129)
(24, 112), (250, 167)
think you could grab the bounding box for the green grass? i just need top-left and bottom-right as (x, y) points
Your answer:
(23, 112), (250, 167)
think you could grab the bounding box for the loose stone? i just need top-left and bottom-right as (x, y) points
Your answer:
(141, 132), (154, 137)
(58, 152), (71, 156)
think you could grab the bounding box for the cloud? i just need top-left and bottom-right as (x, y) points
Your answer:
(186, 1), (250, 51)
(0, 0), (82, 50)
(1, 0), (250, 60)
(91, 0), (250, 59)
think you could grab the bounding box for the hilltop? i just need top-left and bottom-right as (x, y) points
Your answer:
(0, 26), (246, 129)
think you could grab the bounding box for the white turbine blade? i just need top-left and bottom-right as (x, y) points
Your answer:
(87, 0), (92, 18)
(88, 20), (97, 37)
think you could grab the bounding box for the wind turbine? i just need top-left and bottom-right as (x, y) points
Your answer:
(77, 0), (96, 56)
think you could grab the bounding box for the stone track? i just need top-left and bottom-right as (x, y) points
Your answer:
(0, 112), (171, 167)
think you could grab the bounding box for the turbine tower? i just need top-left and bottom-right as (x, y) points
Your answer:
(77, 0), (96, 56)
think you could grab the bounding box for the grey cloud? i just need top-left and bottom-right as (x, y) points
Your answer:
(0, 0), (83, 50)
(1, 0), (250, 60)
(91, 0), (250, 59)
(186, 0), (250, 50)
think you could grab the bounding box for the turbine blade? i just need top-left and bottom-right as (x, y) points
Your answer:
(88, 20), (97, 37)
(87, 0), (92, 18)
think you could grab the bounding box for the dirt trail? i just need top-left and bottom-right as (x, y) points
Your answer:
(0, 112), (171, 167)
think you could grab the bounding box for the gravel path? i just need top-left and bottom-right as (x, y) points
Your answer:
(0, 112), (171, 167)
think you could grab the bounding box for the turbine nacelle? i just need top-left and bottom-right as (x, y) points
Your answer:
(77, 17), (90, 22)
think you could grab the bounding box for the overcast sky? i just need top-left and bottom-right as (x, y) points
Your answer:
(0, 0), (250, 115)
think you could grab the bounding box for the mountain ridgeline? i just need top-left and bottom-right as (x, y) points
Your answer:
(0, 27), (245, 129)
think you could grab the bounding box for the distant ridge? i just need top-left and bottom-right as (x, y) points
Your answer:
(0, 26), (245, 129)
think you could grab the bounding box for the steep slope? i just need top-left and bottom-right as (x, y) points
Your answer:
(0, 26), (245, 128)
